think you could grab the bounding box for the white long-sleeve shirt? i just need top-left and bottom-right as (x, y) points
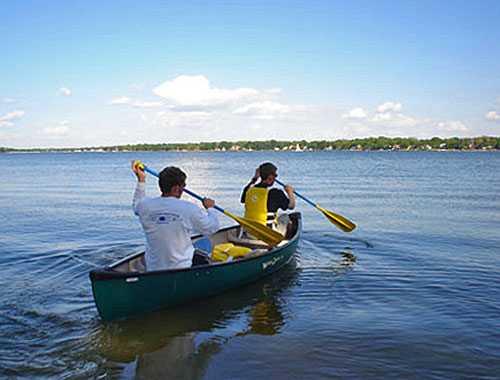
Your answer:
(133, 182), (219, 271)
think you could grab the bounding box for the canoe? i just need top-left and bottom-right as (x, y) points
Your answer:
(90, 212), (301, 321)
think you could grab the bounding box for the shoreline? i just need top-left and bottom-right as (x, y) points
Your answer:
(2, 136), (499, 154)
(2, 148), (498, 154)
(2, 137), (498, 154)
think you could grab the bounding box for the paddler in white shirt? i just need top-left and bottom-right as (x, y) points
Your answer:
(132, 161), (219, 271)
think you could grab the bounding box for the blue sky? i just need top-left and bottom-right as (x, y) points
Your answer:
(1, 0), (499, 148)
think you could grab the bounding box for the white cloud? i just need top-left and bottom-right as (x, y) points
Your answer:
(250, 123), (264, 132)
(42, 126), (69, 135)
(234, 101), (319, 122)
(346, 122), (372, 135)
(378, 101), (403, 113)
(2, 99), (14, 104)
(342, 107), (367, 119)
(156, 110), (213, 128)
(146, 75), (322, 127)
(371, 112), (393, 122)
(152, 75), (260, 107)
(341, 102), (427, 137)
(0, 110), (25, 122)
(485, 110), (500, 120)
(0, 121), (14, 127)
(371, 112), (424, 127)
(133, 100), (163, 108)
(437, 120), (468, 132)
(233, 101), (291, 120)
(99, 76), (325, 141)
(108, 96), (131, 105)
(42, 120), (69, 135)
(108, 97), (162, 107)
(56, 87), (72, 96)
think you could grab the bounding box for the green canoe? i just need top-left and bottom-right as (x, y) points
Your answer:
(90, 212), (301, 321)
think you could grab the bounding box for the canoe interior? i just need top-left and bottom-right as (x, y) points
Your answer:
(109, 213), (298, 274)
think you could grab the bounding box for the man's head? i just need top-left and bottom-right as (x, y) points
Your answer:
(259, 162), (278, 182)
(159, 166), (187, 196)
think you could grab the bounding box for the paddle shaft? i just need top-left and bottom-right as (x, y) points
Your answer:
(275, 179), (318, 208)
(275, 178), (356, 232)
(141, 166), (225, 213)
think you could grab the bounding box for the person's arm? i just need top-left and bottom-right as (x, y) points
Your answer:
(131, 160), (146, 215)
(240, 183), (251, 203)
(132, 182), (146, 215)
(284, 185), (295, 210)
(240, 168), (260, 203)
(191, 201), (220, 235)
(270, 188), (295, 211)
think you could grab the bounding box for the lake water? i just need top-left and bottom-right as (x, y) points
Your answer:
(0, 151), (499, 379)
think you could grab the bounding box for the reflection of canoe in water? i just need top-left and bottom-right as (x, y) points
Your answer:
(90, 212), (301, 321)
(96, 262), (299, 372)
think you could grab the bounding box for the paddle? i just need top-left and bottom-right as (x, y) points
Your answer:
(135, 162), (285, 246)
(275, 178), (356, 233)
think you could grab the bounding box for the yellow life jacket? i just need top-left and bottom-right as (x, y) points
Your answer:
(244, 187), (277, 226)
(211, 243), (252, 262)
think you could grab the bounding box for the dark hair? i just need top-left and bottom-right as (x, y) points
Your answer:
(159, 166), (186, 194)
(259, 162), (277, 180)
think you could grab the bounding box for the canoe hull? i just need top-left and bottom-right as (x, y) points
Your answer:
(90, 213), (301, 321)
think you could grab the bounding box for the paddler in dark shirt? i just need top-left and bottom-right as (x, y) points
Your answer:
(240, 162), (295, 227)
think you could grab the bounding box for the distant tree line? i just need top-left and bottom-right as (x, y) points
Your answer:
(1, 136), (499, 153)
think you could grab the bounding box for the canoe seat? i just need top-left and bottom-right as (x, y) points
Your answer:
(227, 229), (269, 247)
(227, 229), (289, 248)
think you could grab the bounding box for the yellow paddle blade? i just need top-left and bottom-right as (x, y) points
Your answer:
(223, 211), (284, 247)
(316, 206), (356, 232)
